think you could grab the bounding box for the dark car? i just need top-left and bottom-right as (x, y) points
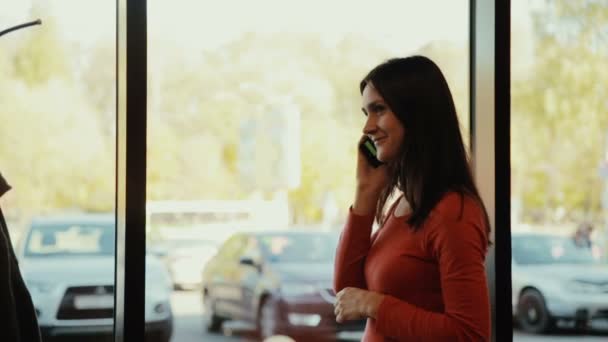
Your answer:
(201, 230), (365, 341)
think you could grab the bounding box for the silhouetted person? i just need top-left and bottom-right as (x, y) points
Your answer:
(0, 173), (41, 341)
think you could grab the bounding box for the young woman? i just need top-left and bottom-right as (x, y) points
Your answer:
(333, 56), (491, 341)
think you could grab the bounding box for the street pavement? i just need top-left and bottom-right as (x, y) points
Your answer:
(170, 290), (608, 342)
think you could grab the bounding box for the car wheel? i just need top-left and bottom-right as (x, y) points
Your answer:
(257, 297), (279, 340)
(203, 294), (224, 333)
(517, 288), (554, 334)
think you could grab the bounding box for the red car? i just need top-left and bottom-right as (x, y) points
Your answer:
(201, 230), (366, 341)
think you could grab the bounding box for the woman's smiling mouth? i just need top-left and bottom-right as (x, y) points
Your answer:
(373, 137), (387, 146)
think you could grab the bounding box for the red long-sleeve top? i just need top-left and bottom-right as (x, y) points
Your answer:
(334, 192), (491, 341)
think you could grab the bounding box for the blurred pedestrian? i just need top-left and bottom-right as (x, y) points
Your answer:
(572, 221), (593, 248)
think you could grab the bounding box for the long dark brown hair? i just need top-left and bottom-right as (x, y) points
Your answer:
(360, 56), (491, 241)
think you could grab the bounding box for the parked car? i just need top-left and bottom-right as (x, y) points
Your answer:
(512, 231), (608, 334)
(201, 230), (366, 341)
(17, 214), (174, 342)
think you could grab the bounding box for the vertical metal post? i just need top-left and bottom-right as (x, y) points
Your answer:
(115, 0), (147, 341)
(470, 0), (511, 340)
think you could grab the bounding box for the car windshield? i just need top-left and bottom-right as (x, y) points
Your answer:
(512, 235), (599, 265)
(258, 232), (339, 264)
(25, 221), (114, 257)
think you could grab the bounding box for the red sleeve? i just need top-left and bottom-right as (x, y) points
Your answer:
(374, 215), (491, 341)
(333, 207), (375, 292)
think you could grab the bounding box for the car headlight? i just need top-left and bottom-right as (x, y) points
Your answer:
(153, 302), (170, 314)
(565, 281), (604, 294)
(288, 313), (322, 326)
(27, 280), (57, 294)
(280, 283), (318, 297)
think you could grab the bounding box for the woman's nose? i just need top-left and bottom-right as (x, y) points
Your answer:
(363, 116), (377, 134)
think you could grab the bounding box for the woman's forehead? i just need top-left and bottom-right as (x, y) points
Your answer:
(362, 83), (383, 101)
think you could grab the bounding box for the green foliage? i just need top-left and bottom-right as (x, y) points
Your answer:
(11, 15), (70, 86)
(0, 79), (113, 213)
(3, 1), (606, 225)
(145, 32), (386, 217)
(511, 1), (608, 221)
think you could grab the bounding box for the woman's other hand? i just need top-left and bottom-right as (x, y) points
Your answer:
(334, 287), (385, 322)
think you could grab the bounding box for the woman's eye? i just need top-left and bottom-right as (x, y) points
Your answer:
(373, 105), (385, 114)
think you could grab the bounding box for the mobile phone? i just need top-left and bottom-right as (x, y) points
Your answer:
(359, 136), (383, 168)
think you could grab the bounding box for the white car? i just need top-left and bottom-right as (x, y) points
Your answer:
(17, 214), (174, 342)
(512, 231), (608, 334)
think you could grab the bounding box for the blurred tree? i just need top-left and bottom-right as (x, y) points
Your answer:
(0, 79), (113, 214)
(512, 0), (608, 221)
(0, 5), (113, 217)
(0, 23), (490, 223)
(81, 42), (115, 139)
(12, 6), (70, 86)
(146, 32), (381, 221)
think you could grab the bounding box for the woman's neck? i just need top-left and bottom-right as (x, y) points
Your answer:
(393, 195), (411, 218)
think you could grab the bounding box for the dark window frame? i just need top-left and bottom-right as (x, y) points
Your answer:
(114, 0), (147, 341)
(470, 0), (512, 341)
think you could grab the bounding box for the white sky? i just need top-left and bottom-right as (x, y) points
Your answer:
(147, 0), (470, 53)
(3, 0), (470, 51)
(2, 0), (536, 71)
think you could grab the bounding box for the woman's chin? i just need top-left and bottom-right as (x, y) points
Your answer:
(377, 153), (388, 163)
(377, 151), (396, 164)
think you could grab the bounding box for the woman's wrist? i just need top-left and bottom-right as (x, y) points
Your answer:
(363, 291), (385, 319)
(352, 188), (381, 216)
(352, 202), (376, 216)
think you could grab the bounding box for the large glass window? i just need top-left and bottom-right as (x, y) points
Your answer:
(146, 0), (469, 341)
(512, 1), (608, 340)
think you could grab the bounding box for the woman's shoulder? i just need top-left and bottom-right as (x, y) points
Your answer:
(425, 191), (489, 249)
(431, 191), (485, 223)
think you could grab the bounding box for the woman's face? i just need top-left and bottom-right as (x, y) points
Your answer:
(361, 82), (405, 163)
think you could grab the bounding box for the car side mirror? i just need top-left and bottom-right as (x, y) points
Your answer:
(239, 257), (256, 266)
(239, 257), (262, 272)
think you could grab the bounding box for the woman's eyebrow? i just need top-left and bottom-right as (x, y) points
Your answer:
(363, 100), (384, 111)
